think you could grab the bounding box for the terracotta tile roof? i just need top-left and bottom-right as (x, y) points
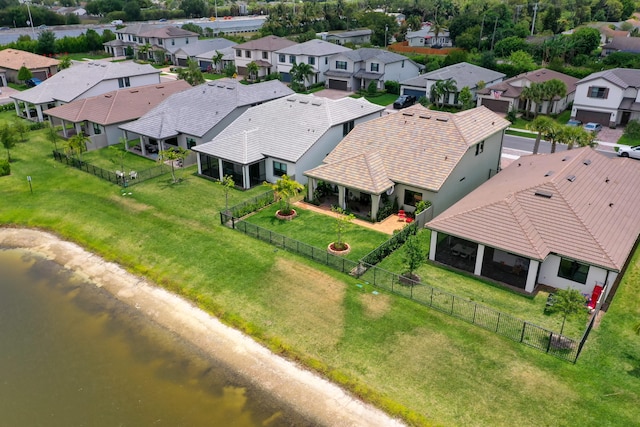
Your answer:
(427, 147), (640, 271)
(44, 80), (191, 125)
(478, 68), (578, 99)
(0, 48), (59, 71)
(305, 105), (510, 194)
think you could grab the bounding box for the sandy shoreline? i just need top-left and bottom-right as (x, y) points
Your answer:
(0, 228), (405, 427)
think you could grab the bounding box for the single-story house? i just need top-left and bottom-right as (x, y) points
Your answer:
(426, 147), (640, 298)
(0, 48), (59, 85)
(44, 80), (191, 150)
(601, 37), (640, 56)
(400, 62), (504, 104)
(571, 68), (640, 128)
(406, 25), (452, 48)
(196, 46), (236, 73)
(10, 61), (160, 122)
(305, 105), (511, 221)
(324, 29), (372, 46)
(477, 68), (578, 115)
(192, 94), (385, 189)
(119, 79), (293, 164)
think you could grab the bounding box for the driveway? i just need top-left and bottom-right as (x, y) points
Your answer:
(596, 126), (624, 143)
(313, 88), (353, 100)
(0, 86), (18, 105)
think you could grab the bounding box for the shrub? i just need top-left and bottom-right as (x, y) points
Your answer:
(384, 80), (400, 95)
(367, 81), (377, 96)
(624, 119), (640, 140)
(29, 122), (46, 131)
(0, 159), (9, 176)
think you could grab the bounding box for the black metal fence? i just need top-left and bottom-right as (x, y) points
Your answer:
(53, 150), (168, 187)
(360, 222), (418, 266)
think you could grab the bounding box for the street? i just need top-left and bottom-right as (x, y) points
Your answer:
(502, 134), (618, 164)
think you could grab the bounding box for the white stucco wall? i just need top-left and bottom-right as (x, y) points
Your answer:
(538, 254), (615, 298)
(572, 78), (624, 122)
(382, 60), (420, 85)
(80, 73), (161, 99)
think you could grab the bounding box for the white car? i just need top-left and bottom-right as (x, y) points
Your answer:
(617, 145), (640, 160)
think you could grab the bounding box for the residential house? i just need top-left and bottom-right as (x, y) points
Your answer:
(324, 29), (372, 46)
(601, 37), (640, 56)
(305, 105), (510, 221)
(406, 25), (452, 48)
(0, 48), (59, 85)
(324, 48), (422, 91)
(275, 39), (351, 84)
(169, 38), (236, 67)
(119, 79), (293, 163)
(196, 46), (236, 73)
(426, 147), (640, 298)
(233, 35), (297, 78)
(54, 6), (86, 15)
(192, 94), (384, 189)
(597, 25), (629, 45)
(44, 80), (191, 150)
(11, 61), (160, 122)
(103, 24), (199, 61)
(477, 68), (578, 115)
(571, 68), (640, 128)
(401, 62), (504, 104)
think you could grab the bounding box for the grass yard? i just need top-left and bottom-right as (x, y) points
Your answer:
(64, 52), (113, 61)
(241, 204), (390, 261)
(2, 110), (640, 427)
(351, 92), (398, 106)
(81, 143), (159, 172)
(617, 134), (640, 146)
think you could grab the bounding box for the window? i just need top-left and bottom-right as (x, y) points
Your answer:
(342, 120), (354, 136)
(118, 77), (130, 88)
(236, 49), (242, 57)
(325, 57), (328, 65)
(401, 60), (405, 68)
(404, 190), (423, 207)
(273, 161), (287, 176)
(158, 39), (163, 45)
(289, 55), (296, 64)
(145, 38), (149, 44)
(133, 36), (137, 42)
(558, 258), (589, 284)
(186, 138), (197, 149)
(245, 50), (251, 58)
(279, 54), (285, 63)
(128, 35), (131, 41)
(336, 61), (347, 70)
(93, 123), (101, 135)
(370, 63), (379, 72)
(171, 39), (175, 46)
(588, 86), (608, 99)
(308, 56), (315, 65)
(475, 141), (484, 155)
(262, 51), (268, 59)
(186, 38), (189, 44)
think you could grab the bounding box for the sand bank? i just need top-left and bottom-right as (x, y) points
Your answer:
(0, 228), (405, 427)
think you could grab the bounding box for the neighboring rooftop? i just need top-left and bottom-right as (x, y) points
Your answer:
(341, 48), (412, 64)
(427, 147), (640, 271)
(478, 68), (579, 98)
(577, 67), (640, 88)
(168, 38), (236, 56)
(402, 62), (505, 89)
(120, 79), (294, 139)
(234, 35), (297, 52)
(116, 24), (198, 39)
(603, 37), (640, 54)
(0, 48), (59, 71)
(275, 39), (351, 56)
(327, 29), (373, 38)
(44, 80), (191, 125)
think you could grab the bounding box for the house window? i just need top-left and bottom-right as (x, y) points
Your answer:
(133, 36), (137, 42)
(279, 54), (285, 63)
(145, 38), (149, 44)
(186, 138), (197, 149)
(342, 120), (355, 136)
(245, 50), (251, 58)
(273, 161), (287, 176)
(404, 189), (423, 207)
(128, 35), (131, 41)
(158, 39), (163, 45)
(475, 141), (484, 155)
(308, 56), (315, 65)
(118, 77), (130, 88)
(370, 63), (379, 72)
(558, 258), (589, 284)
(289, 55), (296, 64)
(171, 39), (175, 46)
(93, 123), (101, 135)
(236, 49), (242, 57)
(402, 60), (405, 68)
(336, 61), (347, 70)
(186, 38), (189, 44)
(262, 51), (268, 59)
(325, 57), (328, 65)
(588, 86), (608, 99)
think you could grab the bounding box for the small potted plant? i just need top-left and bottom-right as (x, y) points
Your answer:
(328, 207), (354, 255)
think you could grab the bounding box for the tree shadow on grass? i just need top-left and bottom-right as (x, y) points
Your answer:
(624, 351), (640, 378)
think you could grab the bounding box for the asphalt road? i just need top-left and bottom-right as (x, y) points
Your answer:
(503, 134), (618, 159)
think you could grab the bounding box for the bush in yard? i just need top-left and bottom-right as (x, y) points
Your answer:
(384, 80), (400, 95)
(0, 159), (9, 176)
(18, 66), (32, 82)
(624, 119), (640, 140)
(367, 81), (377, 96)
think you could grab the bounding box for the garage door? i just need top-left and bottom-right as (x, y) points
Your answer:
(402, 88), (426, 99)
(481, 98), (510, 113)
(280, 72), (291, 83)
(575, 110), (610, 126)
(177, 57), (188, 67)
(328, 79), (348, 90)
(33, 71), (47, 81)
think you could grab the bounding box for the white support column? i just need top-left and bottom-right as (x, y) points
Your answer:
(371, 194), (380, 221)
(36, 105), (43, 122)
(61, 120), (68, 138)
(24, 103), (32, 120)
(429, 230), (438, 261)
(242, 165), (250, 189)
(307, 178), (315, 200)
(338, 186), (346, 210)
(217, 158), (223, 181)
(525, 260), (539, 293)
(13, 99), (20, 117)
(140, 136), (148, 156)
(474, 244), (485, 276)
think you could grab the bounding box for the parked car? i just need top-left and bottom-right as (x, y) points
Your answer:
(617, 145), (640, 159)
(25, 78), (42, 88)
(393, 95), (416, 109)
(583, 122), (603, 133)
(566, 119), (582, 127)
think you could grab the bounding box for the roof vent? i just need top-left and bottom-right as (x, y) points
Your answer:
(566, 175), (576, 182)
(583, 159), (592, 165)
(562, 156), (570, 161)
(311, 100), (322, 106)
(299, 100), (309, 104)
(402, 112), (414, 117)
(544, 170), (554, 177)
(287, 98), (296, 102)
(534, 190), (553, 199)
(419, 115), (431, 119)
(226, 86), (234, 90)
(436, 117), (449, 122)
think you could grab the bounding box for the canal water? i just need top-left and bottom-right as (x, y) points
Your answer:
(0, 248), (314, 426)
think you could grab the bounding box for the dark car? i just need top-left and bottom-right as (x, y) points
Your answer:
(25, 78), (42, 88)
(393, 95), (416, 109)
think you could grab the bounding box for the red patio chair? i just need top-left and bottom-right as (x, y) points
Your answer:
(398, 210), (406, 221)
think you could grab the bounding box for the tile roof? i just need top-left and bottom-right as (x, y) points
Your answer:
(192, 94), (384, 164)
(342, 48), (409, 64)
(0, 48), (59, 71)
(234, 35), (297, 51)
(275, 39), (352, 56)
(11, 61), (159, 104)
(195, 46), (236, 62)
(327, 29), (373, 38)
(577, 67), (640, 88)
(427, 147), (640, 271)
(117, 24), (197, 38)
(120, 79), (294, 139)
(44, 80), (191, 125)
(170, 38), (236, 57)
(402, 62), (505, 89)
(305, 105), (510, 194)
(478, 68), (578, 98)
(603, 37), (640, 53)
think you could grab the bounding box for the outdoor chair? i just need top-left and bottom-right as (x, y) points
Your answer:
(129, 171), (137, 180)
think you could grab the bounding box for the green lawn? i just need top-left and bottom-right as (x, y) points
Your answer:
(81, 143), (159, 172)
(2, 111), (640, 427)
(242, 204), (390, 261)
(351, 92), (398, 106)
(64, 52), (113, 61)
(617, 134), (640, 146)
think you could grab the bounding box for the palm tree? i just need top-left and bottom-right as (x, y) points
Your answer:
(65, 133), (90, 161)
(264, 174), (303, 216)
(542, 79), (567, 115)
(138, 43), (151, 61)
(292, 62), (314, 91)
(520, 83), (545, 119)
(527, 116), (555, 154)
(558, 125), (596, 150)
(211, 50), (224, 73)
(246, 61), (259, 82)
(430, 79), (457, 108)
(543, 122), (562, 153)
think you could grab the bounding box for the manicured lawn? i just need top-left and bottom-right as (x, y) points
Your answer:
(2, 111), (640, 427)
(617, 134), (640, 146)
(351, 92), (398, 106)
(64, 52), (113, 61)
(242, 204), (390, 261)
(81, 143), (159, 172)
(203, 72), (228, 80)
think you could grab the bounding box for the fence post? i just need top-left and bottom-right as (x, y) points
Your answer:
(391, 273), (394, 292)
(496, 312), (501, 332)
(430, 287), (433, 306)
(220, 212), (223, 225)
(520, 322), (527, 343)
(232, 217), (235, 229)
(373, 268), (377, 287)
(451, 295), (455, 314)
(473, 304), (477, 324)
(546, 332), (553, 353)
(410, 282), (413, 299)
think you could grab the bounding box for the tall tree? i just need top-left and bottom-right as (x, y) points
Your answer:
(430, 78), (457, 108)
(527, 116), (556, 154)
(246, 61), (259, 82)
(291, 62), (314, 91)
(211, 50), (224, 73)
(520, 83), (545, 119)
(36, 30), (56, 55)
(402, 234), (425, 282)
(264, 174), (303, 216)
(541, 79), (567, 115)
(64, 133), (90, 160)
(158, 147), (189, 183)
(218, 175), (235, 214)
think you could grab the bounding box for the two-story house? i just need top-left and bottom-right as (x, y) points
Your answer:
(233, 35), (297, 78)
(275, 39), (351, 84)
(103, 24), (199, 61)
(571, 68), (640, 128)
(324, 48), (422, 92)
(11, 61), (160, 122)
